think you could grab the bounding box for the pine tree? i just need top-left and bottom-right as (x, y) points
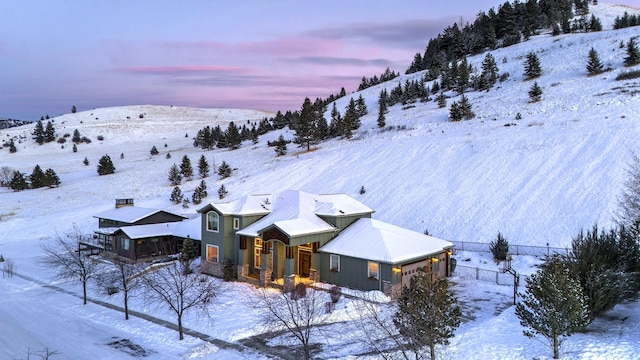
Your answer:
(72, 129), (82, 144)
(150, 145), (159, 155)
(586, 47), (604, 75)
(199, 179), (208, 198)
(329, 102), (343, 137)
(9, 171), (27, 191)
(437, 93), (447, 108)
(217, 160), (232, 179)
(343, 98), (360, 138)
(32, 120), (45, 145)
(624, 38), (640, 67)
(515, 255), (589, 359)
(97, 155), (115, 175)
(529, 82), (543, 102)
(480, 53), (499, 90)
(524, 51), (542, 80)
(356, 95), (368, 117)
(377, 96), (387, 128)
(192, 186), (203, 205)
(181, 237), (198, 262)
(394, 270), (461, 360)
(293, 97), (316, 151)
(218, 184), (228, 199)
(170, 186), (183, 204)
(83, 157), (89, 166)
(168, 164), (182, 186)
(43, 168), (60, 188)
(71, 105), (77, 113)
(225, 121), (242, 149)
(588, 14), (602, 32)
(30, 165), (45, 189)
(490, 232), (509, 262)
(197, 155), (209, 179)
(72, 143), (77, 153)
(274, 134), (288, 156)
(179, 155), (193, 181)
(8, 139), (17, 153)
(44, 121), (55, 143)
(459, 95), (475, 120)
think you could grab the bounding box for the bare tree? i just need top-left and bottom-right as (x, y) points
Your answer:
(19, 347), (61, 359)
(0, 166), (13, 186)
(142, 261), (221, 340)
(95, 253), (145, 320)
(252, 284), (329, 360)
(618, 153), (640, 234)
(347, 295), (409, 360)
(3, 257), (16, 278)
(42, 228), (97, 305)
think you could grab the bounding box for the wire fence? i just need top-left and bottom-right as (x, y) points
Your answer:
(451, 240), (568, 257)
(453, 264), (525, 286)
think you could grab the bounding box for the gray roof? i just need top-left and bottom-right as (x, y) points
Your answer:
(117, 217), (201, 241)
(93, 206), (184, 223)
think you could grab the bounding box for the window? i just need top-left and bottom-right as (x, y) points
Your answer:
(121, 238), (129, 251)
(206, 211), (219, 232)
(233, 218), (240, 230)
(330, 254), (340, 271)
(254, 238), (263, 269)
(206, 245), (219, 263)
(368, 261), (379, 279)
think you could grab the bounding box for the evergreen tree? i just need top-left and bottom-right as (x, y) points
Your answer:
(192, 186), (203, 205)
(356, 95), (368, 117)
(293, 97), (316, 151)
(83, 157), (89, 166)
(274, 134), (288, 156)
(437, 93), (447, 108)
(225, 121), (242, 149)
(588, 14), (602, 32)
(480, 53), (499, 90)
(329, 102), (343, 137)
(218, 184), (228, 199)
(197, 155), (209, 179)
(72, 143), (77, 153)
(343, 98), (360, 138)
(524, 51), (542, 80)
(394, 269), (461, 360)
(150, 145), (159, 155)
(8, 139), (17, 153)
(529, 82), (543, 102)
(624, 38), (640, 67)
(71, 105), (77, 113)
(168, 164), (182, 186)
(43, 168), (60, 187)
(490, 232), (509, 262)
(44, 121), (55, 143)
(515, 255), (589, 359)
(586, 47), (604, 75)
(179, 155), (193, 181)
(72, 129), (82, 143)
(170, 186), (183, 204)
(199, 179), (208, 198)
(30, 165), (45, 189)
(32, 120), (45, 145)
(97, 155), (115, 175)
(217, 160), (232, 179)
(181, 237), (198, 263)
(459, 95), (475, 120)
(377, 93), (387, 129)
(9, 171), (27, 191)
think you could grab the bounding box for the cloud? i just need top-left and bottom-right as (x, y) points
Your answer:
(306, 19), (451, 50)
(118, 65), (245, 75)
(282, 56), (393, 67)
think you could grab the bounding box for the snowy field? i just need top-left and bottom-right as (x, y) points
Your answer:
(2, 2), (640, 359)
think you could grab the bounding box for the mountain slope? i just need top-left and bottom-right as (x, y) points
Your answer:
(1, 3), (640, 251)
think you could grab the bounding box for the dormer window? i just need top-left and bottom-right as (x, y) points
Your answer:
(206, 211), (219, 232)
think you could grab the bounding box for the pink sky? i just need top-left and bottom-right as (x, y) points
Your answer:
(1, 1), (639, 120)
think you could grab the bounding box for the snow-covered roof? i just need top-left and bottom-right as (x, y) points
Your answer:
(204, 194), (273, 216)
(93, 206), (184, 223)
(319, 218), (454, 264)
(118, 217), (201, 241)
(237, 190), (366, 238)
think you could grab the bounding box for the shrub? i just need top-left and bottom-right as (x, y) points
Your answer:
(97, 135), (104, 141)
(615, 70), (640, 81)
(490, 232), (509, 262)
(290, 283), (307, 300)
(223, 258), (236, 281)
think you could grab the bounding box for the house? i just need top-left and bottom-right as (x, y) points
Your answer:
(197, 190), (454, 296)
(89, 199), (200, 260)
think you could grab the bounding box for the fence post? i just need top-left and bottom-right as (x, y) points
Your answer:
(476, 267), (479, 280)
(496, 272), (499, 284)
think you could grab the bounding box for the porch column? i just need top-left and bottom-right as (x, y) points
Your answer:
(283, 246), (296, 292)
(259, 242), (272, 287)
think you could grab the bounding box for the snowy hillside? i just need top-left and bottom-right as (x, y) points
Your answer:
(1, 2), (640, 359)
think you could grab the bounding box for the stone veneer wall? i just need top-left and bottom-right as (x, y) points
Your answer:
(201, 260), (224, 278)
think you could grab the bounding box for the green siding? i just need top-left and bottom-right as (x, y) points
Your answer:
(318, 253), (394, 291)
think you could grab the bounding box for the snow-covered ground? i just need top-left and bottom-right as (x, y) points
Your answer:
(2, 2), (640, 359)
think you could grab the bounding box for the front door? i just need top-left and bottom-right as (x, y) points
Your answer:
(299, 251), (311, 277)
